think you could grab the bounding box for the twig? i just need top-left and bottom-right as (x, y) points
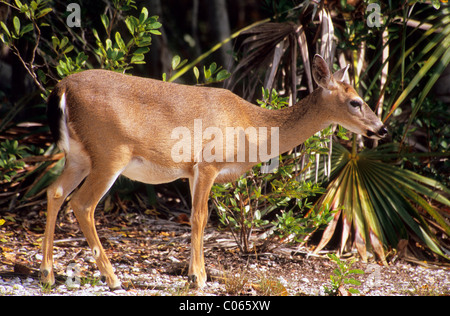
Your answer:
(10, 44), (46, 94)
(2, 0), (47, 94)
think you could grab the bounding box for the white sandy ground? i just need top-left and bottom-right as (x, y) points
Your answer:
(1, 245), (449, 296)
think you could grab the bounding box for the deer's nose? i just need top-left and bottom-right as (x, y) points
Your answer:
(366, 126), (388, 139)
(377, 126), (388, 137)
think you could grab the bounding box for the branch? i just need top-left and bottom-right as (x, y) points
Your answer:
(1, 0), (48, 95)
(10, 44), (46, 94)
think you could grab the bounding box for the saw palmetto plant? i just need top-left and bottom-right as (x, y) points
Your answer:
(307, 1), (450, 261)
(312, 141), (450, 263)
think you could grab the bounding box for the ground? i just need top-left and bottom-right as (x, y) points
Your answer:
(0, 208), (449, 296)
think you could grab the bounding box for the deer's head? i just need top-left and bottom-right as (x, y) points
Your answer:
(312, 54), (388, 139)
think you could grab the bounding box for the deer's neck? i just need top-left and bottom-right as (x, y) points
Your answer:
(259, 89), (330, 156)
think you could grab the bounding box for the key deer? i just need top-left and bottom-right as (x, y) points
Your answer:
(41, 54), (387, 289)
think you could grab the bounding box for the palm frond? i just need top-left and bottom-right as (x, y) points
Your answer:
(382, 6), (450, 126)
(312, 142), (450, 261)
(228, 22), (300, 100)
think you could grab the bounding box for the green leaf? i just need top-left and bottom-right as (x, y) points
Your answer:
(137, 35), (152, 47)
(431, 0), (440, 9)
(125, 17), (135, 35)
(92, 28), (101, 42)
(105, 38), (113, 50)
(149, 29), (161, 35)
(14, 0), (23, 9)
(30, 0), (38, 11)
(204, 66), (211, 80)
(193, 66), (200, 82)
(63, 45), (74, 54)
(133, 47), (150, 55)
(101, 14), (110, 32)
(60, 36), (69, 49)
(115, 32), (126, 51)
(51, 36), (59, 51)
(13, 16), (20, 36)
(148, 21), (162, 30)
(171, 55), (181, 70)
(216, 69), (231, 82)
(36, 7), (52, 19)
(348, 288), (360, 294)
(344, 278), (361, 286)
(24, 158), (65, 199)
(106, 48), (114, 59)
(348, 269), (364, 275)
(19, 23), (33, 36)
(0, 21), (11, 38)
(56, 65), (64, 77)
(131, 54), (145, 64)
(75, 52), (88, 65)
(209, 62), (217, 74)
(139, 7), (149, 24)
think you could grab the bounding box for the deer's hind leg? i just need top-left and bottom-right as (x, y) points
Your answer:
(41, 149), (90, 286)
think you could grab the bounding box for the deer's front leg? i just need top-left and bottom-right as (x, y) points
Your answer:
(189, 207), (208, 288)
(188, 164), (217, 288)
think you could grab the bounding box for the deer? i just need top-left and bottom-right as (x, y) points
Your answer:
(40, 54), (387, 290)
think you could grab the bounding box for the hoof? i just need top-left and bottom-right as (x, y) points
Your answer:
(188, 274), (197, 283)
(103, 275), (122, 291)
(188, 274), (206, 289)
(110, 284), (123, 291)
(40, 268), (55, 286)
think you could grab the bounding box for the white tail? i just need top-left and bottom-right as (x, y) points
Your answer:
(41, 55), (387, 289)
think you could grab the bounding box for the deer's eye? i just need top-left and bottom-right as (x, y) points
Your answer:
(350, 100), (362, 108)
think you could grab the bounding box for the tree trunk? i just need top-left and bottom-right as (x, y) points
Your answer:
(209, 0), (232, 70)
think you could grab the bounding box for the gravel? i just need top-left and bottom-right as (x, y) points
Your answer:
(1, 220), (449, 296)
(1, 249), (449, 296)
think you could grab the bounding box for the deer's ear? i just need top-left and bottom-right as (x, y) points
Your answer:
(312, 54), (335, 90)
(333, 64), (349, 83)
